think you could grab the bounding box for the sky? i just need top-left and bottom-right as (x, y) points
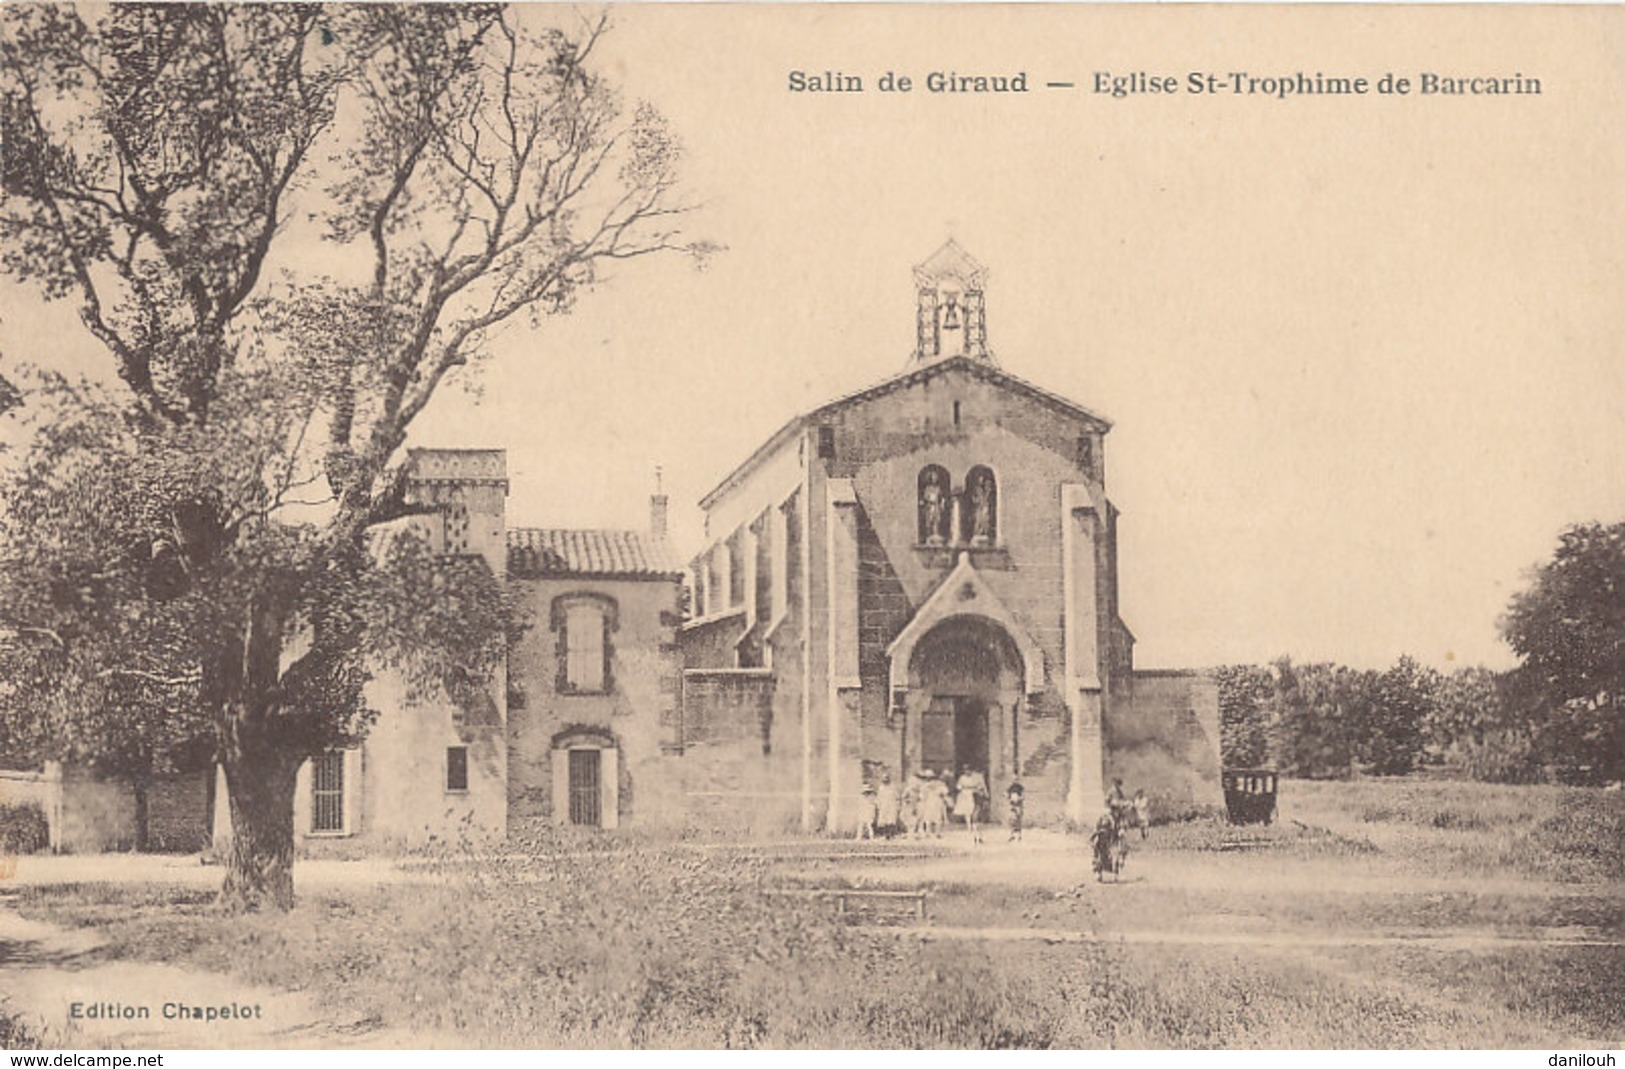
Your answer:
(7, 5), (1625, 672)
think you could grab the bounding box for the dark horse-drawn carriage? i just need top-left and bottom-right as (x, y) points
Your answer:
(1222, 768), (1279, 826)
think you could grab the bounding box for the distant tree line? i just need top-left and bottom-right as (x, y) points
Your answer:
(1217, 521), (1625, 786)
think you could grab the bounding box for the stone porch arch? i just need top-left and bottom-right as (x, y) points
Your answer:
(885, 552), (1046, 696)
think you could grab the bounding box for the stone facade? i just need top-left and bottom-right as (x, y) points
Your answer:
(506, 569), (684, 831)
(675, 241), (1221, 833)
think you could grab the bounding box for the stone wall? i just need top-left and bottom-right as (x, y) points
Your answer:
(1012, 706), (1076, 826)
(146, 772), (210, 852)
(1106, 670), (1224, 820)
(679, 611), (746, 671)
(0, 770), (52, 815)
(1, 766), (212, 855)
(662, 669), (803, 833)
(55, 769), (135, 853)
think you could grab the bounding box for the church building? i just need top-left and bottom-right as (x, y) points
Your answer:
(675, 241), (1221, 833)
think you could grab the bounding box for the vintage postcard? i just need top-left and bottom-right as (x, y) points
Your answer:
(0, 1), (1621, 1054)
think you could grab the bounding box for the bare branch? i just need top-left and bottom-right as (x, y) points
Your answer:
(0, 627), (66, 650)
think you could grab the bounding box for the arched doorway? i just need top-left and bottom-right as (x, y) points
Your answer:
(903, 617), (1024, 818)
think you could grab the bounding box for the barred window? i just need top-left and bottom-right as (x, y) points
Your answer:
(311, 752), (345, 833)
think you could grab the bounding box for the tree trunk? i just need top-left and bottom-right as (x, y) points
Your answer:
(218, 739), (301, 911)
(212, 591), (305, 912)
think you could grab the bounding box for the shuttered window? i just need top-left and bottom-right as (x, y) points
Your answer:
(566, 602), (606, 692)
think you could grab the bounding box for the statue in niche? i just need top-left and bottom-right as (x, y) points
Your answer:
(969, 470), (995, 545)
(920, 469), (949, 545)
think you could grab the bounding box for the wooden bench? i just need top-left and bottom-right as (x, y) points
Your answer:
(762, 887), (929, 921)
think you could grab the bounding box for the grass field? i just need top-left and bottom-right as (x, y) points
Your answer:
(1284, 777), (1625, 884)
(9, 777), (1625, 1048)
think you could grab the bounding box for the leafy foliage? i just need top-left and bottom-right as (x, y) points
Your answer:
(1217, 657), (1461, 780)
(0, 1007), (40, 1050)
(1269, 659), (1361, 779)
(1359, 656), (1436, 776)
(0, 801), (48, 854)
(1214, 663), (1274, 768)
(1426, 667), (1540, 783)
(1501, 522), (1625, 784)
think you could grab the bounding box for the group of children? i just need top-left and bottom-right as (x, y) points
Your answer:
(856, 773), (1155, 845)
(856, 769), (1028, 843)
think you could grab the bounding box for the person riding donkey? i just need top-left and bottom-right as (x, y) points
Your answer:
(1089, 778), (1134, 881)
(1089, 810), (1128, 881)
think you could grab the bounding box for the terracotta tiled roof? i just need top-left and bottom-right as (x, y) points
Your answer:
(507, 528), (681, 579)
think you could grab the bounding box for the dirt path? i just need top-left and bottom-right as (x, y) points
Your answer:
(789, 830), (1622, 901)
(0, 899), (451, 1050)
(866, 922), (1625, 950)
(2, 854), (426, 891)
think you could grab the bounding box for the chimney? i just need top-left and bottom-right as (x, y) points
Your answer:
(650, 466), (669, 540)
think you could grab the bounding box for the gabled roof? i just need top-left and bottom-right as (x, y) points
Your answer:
(914, 239), (988, 289)
(699, 355), (1113, 511)
(507, 529), (681, 580)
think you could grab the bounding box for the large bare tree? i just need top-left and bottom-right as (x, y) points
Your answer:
(0, 3), (700, 908)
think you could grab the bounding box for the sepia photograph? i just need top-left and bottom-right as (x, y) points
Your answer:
(0, 1), (1621, 1053)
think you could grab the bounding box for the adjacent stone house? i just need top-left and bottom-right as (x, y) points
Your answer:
(506, 525), (684, 832)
